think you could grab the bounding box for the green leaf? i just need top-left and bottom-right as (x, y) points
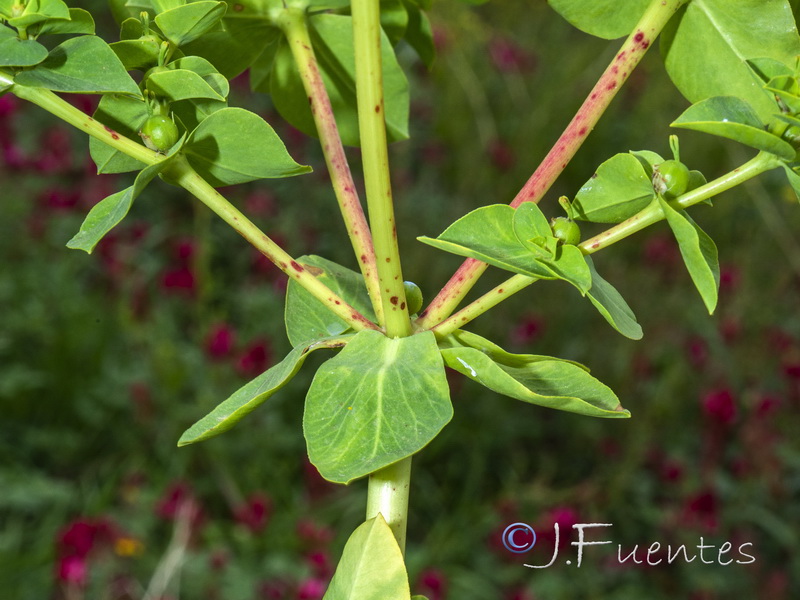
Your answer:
(783, 165), (800, 202)
(304, 330), (452, 484)
(154, 1), (227, 46)
(671, 96), (796, 161)
(745, 57), (793, 85)
(178, 336), (348, 446)
(630, 149), (664, 180)
(323, 515), (411, 600)
(270, 13), (409, 147)
(285, 255), (377, 347)
(7, 0), (69, 29)
(546, 0), (651, 39)
(439, 330), (629, 418)
(572, 153), (656, 224)
(418, 205), (560, 280)
(110, 39), (161, 71)
(511, 202), (553, 255)
(147, 68), (226, 102)
(14, 35), (141, 96)
(550, 244), (592, 295)
(584, 257), (643, 340)
(89, 94), (149, 174)
(36, 8), (95, 35)
(177, 0), (283, 79)
(402, 0), (435, 67)
(658, 197), (720, 314)
(184, 107), (311, 186)
(0, 37), (49, 67)
(662, 0), (800, 123)
(380, 0), (409, 46)
(67, 141), (182, 253)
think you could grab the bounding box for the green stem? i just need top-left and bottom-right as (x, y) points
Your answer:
(352, 0), (411, 338)
(277, 7), (385, 326)
(8, 77), (378, 334)
(430, 152), (782, 337)
(351, 0), (413, 553)
(416, 0), (686, 331)
(365, 457), (412, 553)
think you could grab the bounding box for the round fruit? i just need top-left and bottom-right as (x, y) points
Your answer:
(652, 159), (690, 199)
(403, 281), (423, 314)
(139, 114), (179, 153)
(550, 217), (581, 245)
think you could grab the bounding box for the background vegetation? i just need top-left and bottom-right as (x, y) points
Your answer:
(1, 1), (799, 598)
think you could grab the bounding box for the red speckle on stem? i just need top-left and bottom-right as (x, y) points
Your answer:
(360, 254), (367, 263)
(579, 127), (588, 136)
(497, 288), (504, 293)
(103, 125), (120, 140)
(590, 93), (598, 100)
(634, 31), (644, 43)
(592, 242), (600, 249)
(385, 257), (391, 262)
(607, 82), (617, 90)
(400, 302), (406, 310)
(612, 65), (619, 74)
(390, 296), (398, 305)
(334, 300), (341, 305)
(290, 261), (304, 272)
(374, 104), (381, 113)
(617, 51), (626, 61)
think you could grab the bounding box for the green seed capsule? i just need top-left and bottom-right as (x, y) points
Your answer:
(139, 114), (179, 153)
(403, 281), (423, 314)
(652, 159), (690, 199)
(550, 217), (581, 245)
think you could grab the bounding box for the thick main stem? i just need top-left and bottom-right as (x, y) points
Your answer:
(430, 152), (782, 337)
(351, 0), (413, 552)
(352, 0), (411, 338)
(9, 78), (378, 334)
(416, 0), (687, 330)
(278, 8), (385, 326)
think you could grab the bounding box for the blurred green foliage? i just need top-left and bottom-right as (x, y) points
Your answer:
(1, 1), (799, 599)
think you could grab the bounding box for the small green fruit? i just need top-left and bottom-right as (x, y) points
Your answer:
(550, 217), (581, 245)
(139, 114), (179, 153)
(653, 159), (690, 199)
(403, 281), (423, 314)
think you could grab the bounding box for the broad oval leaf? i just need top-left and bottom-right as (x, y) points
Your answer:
(110, 39), (162, 71)
(89, 94), (149, 174)
(658, 197), (720, 314)
(147, 68), (226, 102)
(323, 515), (411, 600)
(7, 0), (70, 29)
(155, 1), (227, 47)
(304, 330), (453, 484)
(572, 153), (656, 223)
(584, 256), (643, 340)
(67, 140), (182, 253)
(285, 255), (377, 347)
(439, 330), (629, 418)
(662, 0), (800, 122)
(418, 205), (559, 281)
(546, 0), (651, 39)
(402, 0), (435, 67)
(36, 8), (95, 35)
(178, 336), (348, 446)
(0, 37), (49, 67)
(671, 96), (796, 161)
(184, 107), (311, 186)
(14, 35), (141, 96)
